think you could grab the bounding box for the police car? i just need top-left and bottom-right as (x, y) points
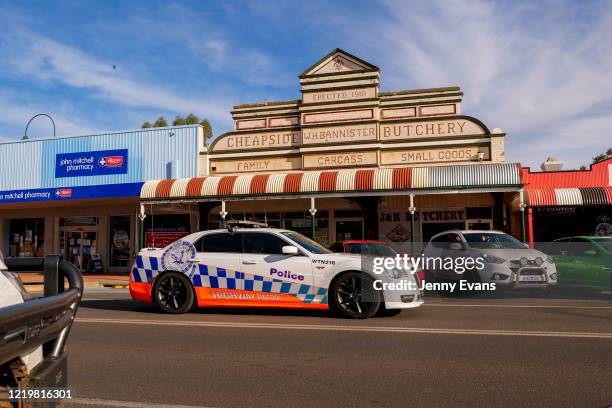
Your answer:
(130, 222), (423, 319)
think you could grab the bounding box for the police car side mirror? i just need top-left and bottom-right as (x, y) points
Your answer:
(282, 246), (299, 255)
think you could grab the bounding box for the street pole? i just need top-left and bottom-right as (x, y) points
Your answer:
(409, 194), (416, 256)
(23, 113), (56, 140)
(309, 197), (317, 241)
(137, 204), (146, 250)
(519, 190), (527, 243)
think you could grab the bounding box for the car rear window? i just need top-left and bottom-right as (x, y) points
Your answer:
(195, 233), (238, 253)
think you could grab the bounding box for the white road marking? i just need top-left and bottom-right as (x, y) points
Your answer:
(66, 397), (214, 408)
(423, 303), (612, 309)
(75, 318), (612, 339)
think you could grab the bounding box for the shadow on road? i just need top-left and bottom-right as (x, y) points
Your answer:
(424, 287), (612, 301)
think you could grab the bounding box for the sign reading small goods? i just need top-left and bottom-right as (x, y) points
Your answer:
(56, 149), (128, 178)
(381, 146), (489, 165)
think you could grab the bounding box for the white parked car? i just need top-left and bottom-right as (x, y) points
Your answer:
(130, 223), (423, 318)
(423, 230), (557, 288)
(0, 254), (43, 374)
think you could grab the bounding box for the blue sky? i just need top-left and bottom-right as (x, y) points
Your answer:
(1, 0), (611, 169)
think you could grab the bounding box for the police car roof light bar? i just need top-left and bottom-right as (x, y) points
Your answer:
(226, 220), (269, 232)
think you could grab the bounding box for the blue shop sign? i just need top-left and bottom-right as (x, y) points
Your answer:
(56, 149), (128, 178)
(0, 183), (143, 203)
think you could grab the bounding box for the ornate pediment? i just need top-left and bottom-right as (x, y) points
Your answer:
(300, 48), (379, 77)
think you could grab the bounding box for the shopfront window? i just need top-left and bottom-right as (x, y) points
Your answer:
(207, 211), (329, 244)
(7, 218), (45, 257)
(109, 216), (132, 267)
(283, 211), (329, 244)
(144, 214), (190, 248)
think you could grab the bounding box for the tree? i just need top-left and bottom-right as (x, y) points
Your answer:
(592, 147), (612, 163)
(153, 117), (168, 128)
(185, 113), (199, 125)
(172, 116), (186, 126)
(200, 118), (213, 140)
(142, 122), (152, 129)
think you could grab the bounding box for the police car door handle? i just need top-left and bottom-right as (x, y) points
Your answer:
(187, 259), (199, 263)
(242, 260), (258, 265)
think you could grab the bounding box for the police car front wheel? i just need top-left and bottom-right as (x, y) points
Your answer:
(330, 272), (381, 319)
(154, 272), (194, 314)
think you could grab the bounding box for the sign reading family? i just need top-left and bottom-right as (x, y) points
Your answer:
(56, 149), (128, 178)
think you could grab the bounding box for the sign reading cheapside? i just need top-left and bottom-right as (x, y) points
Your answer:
(56, 149), (128, 178)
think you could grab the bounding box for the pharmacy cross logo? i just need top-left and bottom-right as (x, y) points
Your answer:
(98, 155), (124, 168)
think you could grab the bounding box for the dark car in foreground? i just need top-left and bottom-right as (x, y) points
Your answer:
(0, 255), (83, 407)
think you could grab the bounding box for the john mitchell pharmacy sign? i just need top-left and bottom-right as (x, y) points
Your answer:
(206, 48), (505, 175)
(56, 149), (128, 178)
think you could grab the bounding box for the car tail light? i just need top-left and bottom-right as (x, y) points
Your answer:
(416, 270), (425, 284)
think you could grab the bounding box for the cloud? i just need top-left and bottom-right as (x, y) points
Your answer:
(0, 23), (233, 128)
(0, 95), (97, 142)
(346, 0), (612, 168)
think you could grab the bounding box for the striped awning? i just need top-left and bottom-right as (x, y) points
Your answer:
(525, 187), (612, 206)
(140, 163), (521, 201)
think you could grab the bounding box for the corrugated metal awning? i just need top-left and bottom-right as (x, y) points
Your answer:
(525, 187), (612, 206)
(140, 163), (522, 202)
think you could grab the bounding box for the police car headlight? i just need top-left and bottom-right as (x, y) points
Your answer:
(388, 268), (403, 279)
(520, 257), (528, 266)
(535, 257), (543, 266)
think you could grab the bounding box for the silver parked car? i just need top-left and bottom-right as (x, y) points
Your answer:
(423, 230), (558, 288)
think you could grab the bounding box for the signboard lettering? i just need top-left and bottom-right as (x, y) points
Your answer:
(56, 149), (128, 178)
(213, 131), (301, 151)
(302, 87), (377, 104)
(304, 151), (377, 168)
(381, 146), (489, 165)
(380, 119), (485, 140)
(302, 123), (377, 145)
(211, 156), (301, 173)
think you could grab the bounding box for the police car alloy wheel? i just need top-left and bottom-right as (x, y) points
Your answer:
(154, 272), (194, 314)
(331, 272), (381, 319)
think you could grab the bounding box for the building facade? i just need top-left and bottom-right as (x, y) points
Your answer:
(521, 158), (612, 243)
(142, 49), (521, 252)
(0, 126), (204, 272)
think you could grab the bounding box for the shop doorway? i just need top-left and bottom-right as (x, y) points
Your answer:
(335, 218), (363, 241)
(61, 230), (98, 272)
(467, 219), (492, 230)
(59, 217), (99, 272)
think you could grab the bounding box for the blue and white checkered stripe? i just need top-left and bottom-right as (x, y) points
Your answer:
(131, 255), (328, 304)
